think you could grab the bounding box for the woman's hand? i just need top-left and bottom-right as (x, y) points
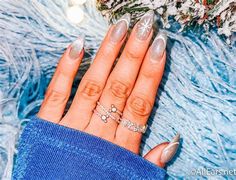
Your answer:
(37, 10), (179, 168)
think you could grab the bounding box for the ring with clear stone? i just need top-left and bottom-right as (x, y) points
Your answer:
(93, 109), (110, 123)
(97, 102), (122, 116)
(120, 118), (147, 133)
(95, 102), (122, 123)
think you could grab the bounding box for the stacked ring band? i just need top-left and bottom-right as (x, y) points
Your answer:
(95, 102), (121, 123)
(93, 109), (110, 123)
(120, 118), (147, 133)
(94, 101), (147, 133)
(97, 102), (123, 116)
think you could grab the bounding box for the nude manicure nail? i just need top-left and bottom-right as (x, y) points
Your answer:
(150, 32), (167, 62)
(69, 37), (84, 59)
(136, 10), (154, 40)
(110, 13), (131, 43)
(160, 133), (180, 164)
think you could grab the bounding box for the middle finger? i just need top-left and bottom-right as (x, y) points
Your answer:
(86, 10), (155, 140)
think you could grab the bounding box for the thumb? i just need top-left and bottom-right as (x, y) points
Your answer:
(144, 134), (180, 168)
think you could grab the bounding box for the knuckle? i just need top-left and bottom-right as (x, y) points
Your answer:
(125, 50), (141, 61)
(127, 95), (152, 117)
(110, 80), (129, 99)
(142, 69), (156, 78)
(80, 80), (102, 98)
(99, 43), (115, 58)
(142, 65), (163, 78)
(45, 90), (67, 106)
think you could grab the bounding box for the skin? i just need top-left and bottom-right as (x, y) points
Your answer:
(37, 22), (169, 168)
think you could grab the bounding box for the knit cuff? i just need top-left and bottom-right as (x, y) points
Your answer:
(13, 116), (166, 180)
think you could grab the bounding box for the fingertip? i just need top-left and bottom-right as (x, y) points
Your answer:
(144, 133), (180, 168)
(109, 13), (130, 43)
(144, 142), (169, 168)
(149, 31), (167, 64)
(66, 37), (85, 62)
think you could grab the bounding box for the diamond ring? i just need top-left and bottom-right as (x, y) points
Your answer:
(95, 101), (122, 123)
(120, 118), (147, 133)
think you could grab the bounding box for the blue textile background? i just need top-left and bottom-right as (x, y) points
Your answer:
(0, 0), (235, 179)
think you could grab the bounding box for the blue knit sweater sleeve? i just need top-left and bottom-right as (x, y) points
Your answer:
(13, 116), (166, 180)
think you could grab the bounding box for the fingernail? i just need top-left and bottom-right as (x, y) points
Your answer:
(110, 13), (131, 43)
(136, 10), (154, 40)
(69, 37), (84, 59)
(160, 133), (180, 164)
(150, 32), (167, 62)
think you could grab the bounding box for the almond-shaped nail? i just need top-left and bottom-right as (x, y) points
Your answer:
(69, 37), (84, 59)
(150, 32), (167, 62)
(160, 133), (180, 164)
(136, 10), (154, 40)
(110, 13), (131, 43)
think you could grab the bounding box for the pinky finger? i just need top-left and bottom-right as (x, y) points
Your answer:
(37, 37), (84, 123)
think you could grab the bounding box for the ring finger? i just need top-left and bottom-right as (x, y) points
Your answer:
(115, 32), (167, 153)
